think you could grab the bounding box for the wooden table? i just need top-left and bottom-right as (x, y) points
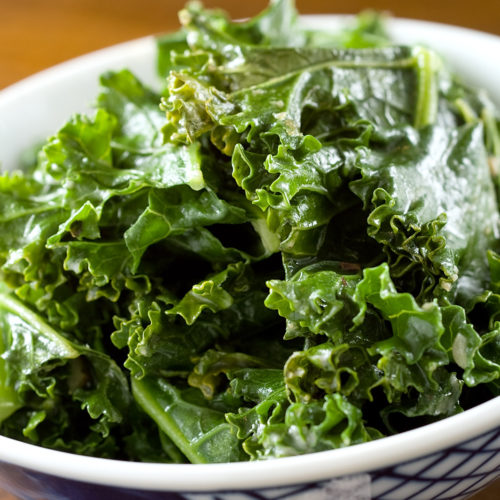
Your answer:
(2, 0), (500, 89)
(0, 1), (499, 498)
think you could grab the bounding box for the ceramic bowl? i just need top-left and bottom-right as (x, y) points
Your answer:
(0, 15), (499, 500)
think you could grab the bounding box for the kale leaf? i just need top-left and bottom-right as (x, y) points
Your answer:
(1, 0), (499, 462)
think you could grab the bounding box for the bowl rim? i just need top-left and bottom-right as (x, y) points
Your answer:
(0, 396), (498, 491)
(1, 13), (500, 492)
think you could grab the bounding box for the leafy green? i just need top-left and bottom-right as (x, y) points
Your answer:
(1, 0), (499, 463)
(132, 377), (244, 463)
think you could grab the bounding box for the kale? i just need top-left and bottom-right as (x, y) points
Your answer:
(1, 0), (499, 462)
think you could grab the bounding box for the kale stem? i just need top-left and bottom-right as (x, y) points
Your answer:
(413, 47), (439, 128)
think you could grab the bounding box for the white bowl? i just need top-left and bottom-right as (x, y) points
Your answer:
(0, 16), (499, 500)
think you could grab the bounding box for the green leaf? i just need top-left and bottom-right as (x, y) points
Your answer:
(266, 262), (362, 341)
(132, 376), (244, 463)
(167, 262), (246, 325)
(355, 264), (445, 365)
(351, 123), (498, 302)
(125, 186), (247, 270)
(0, 289), (130, 434)
(179, 0), (303, 58)
(441, 305), (500, 386)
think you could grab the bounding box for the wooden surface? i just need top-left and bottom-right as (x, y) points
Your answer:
(0, 0), (499, 498)
(1, 0), (500, 89)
